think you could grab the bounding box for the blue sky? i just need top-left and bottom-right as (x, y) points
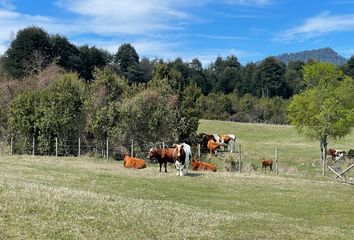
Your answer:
(1, 0), (354, 65)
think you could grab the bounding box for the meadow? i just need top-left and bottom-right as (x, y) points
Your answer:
(0, 120), (353, 239)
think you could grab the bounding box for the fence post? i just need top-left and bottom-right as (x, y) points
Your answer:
(32, 137), (35, 156)
(106, 138), (109, 159)
(162, 142), (165, 149)
(10, 136), (13, 155)
(131, 140), (134, 157)
(55, 137), (58, 157)
(275, 147), (279, 175)
(78, 137), (81, 157)
(238, 144), (242, 173)
(197, 144), (201, 159)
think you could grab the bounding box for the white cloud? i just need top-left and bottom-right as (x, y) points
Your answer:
(56, 0), (193, 35)
(276, 12), (354, 42)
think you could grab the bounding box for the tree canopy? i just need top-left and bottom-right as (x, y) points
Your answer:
(288, 62), (354, 174)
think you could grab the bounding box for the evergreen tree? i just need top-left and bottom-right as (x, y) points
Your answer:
(4, 26), (52, 78)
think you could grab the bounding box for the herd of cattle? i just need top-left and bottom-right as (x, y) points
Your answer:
(122, 133), (235, 176)
(122, 133), (352, 176)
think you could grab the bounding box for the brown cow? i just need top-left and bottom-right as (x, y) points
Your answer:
(191, 159), (217, 172)
(147, 145), (186, 175)
(123, 154), (146, 169)
(261, 158), (273, 172)
(207, 139), (221, 155)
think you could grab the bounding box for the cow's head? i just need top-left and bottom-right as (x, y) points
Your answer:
(147, 148), (155, 159)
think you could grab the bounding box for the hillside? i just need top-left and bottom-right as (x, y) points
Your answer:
(273, 47), (347, 65)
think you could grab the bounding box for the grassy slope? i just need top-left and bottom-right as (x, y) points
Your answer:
(0, 120), (353, 239)
(199, 120), (354, 176)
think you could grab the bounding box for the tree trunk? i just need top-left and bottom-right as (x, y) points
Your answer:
(320, 135), (328, 176)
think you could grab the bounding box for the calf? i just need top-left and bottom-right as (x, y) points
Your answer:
(191, 159), (217, 172)
(207, 139), (221, 155)
(261, 158), (273, 172)
(123, 154), (146, 169)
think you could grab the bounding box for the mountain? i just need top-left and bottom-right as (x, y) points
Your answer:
(273, 47), (347, 65)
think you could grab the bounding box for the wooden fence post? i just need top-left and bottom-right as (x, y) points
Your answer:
(106, 138), (109, 159)
(32, 137), (35, 156)
(55, 137), (58, 157)
(238, 144), (242, 173)
(275, 147), (279, 175)
(78, 137), (81, 157)
(197, 144), (201, 159)
(10, 136), (13, 155)
(131, 140), (134, 157)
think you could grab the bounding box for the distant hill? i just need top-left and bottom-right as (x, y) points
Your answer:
(273, 47), (347, 65)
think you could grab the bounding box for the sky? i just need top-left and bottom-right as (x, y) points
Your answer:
(1, 0), (354, 65)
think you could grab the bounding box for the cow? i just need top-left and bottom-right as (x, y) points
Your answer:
(147, 145), (186, 176)
(207, 139), (221, 155)
(198, 133), (236, 153)
(327, 148), (346, 161)
(261, 158), (273, 172)
(123, 154), (146, 169)
(174, 143), (192, 176)
(191, 159), (217, 172)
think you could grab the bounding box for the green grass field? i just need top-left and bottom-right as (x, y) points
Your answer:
(0, 120), (353, 239)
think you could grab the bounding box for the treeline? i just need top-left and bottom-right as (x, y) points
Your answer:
(1, 26), (354, 154)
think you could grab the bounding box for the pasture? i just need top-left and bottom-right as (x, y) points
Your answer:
(1, 120), (354, 239)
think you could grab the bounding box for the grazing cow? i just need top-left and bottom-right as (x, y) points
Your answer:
(174, 143), (192, 176)
(123, 154), (146, 169)
(147, 145), (186, 176)
(191, 159), (217, 172)
(261, 158), (273, 172)
(327, 148), (346, 161)
(207, 139), (221, 155)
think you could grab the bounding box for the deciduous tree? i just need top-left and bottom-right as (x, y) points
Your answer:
(288, 62), (354, 175)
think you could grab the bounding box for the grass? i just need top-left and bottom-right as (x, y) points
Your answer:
(198, 120), (354, 176)
(0, 120), (354, 239)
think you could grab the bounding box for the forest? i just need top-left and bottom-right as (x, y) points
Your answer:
(1, 26), (354, 155)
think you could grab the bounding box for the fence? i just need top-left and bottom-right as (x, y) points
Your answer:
(5, 135), (282, 174)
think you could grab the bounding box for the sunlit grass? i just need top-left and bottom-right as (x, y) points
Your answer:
(1, 120), (353, 239)
(0, 153), (353, 239)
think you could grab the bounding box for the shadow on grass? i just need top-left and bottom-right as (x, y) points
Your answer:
(185, 172), (204, 177)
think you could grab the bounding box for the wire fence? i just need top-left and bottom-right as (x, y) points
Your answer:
(4, 135), (288, 174)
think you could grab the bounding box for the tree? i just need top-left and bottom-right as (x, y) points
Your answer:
(256, 57), (287, 98)
(114, 43), (144, 84)
(288, 62), (354, 175)
(3, 26), (52, 78)
(85, 67), (128, 142)
(77, 45), (111, 81)
(50, 34), (81, 72)
(35, 73), (86, 153)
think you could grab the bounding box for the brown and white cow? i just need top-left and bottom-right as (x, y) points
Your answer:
(191, 159), (217, 172)
(123, 154), (146, 169)
(147, 145), (186, 176)
(173, 143), (192, 176)
(327, 148), (345, 161)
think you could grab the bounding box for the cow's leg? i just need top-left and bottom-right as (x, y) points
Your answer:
(164, 162), (167, 172)
(180, 164), (184, 176)
(159, 162), (162, 172)
(270, 165), (273, 172)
